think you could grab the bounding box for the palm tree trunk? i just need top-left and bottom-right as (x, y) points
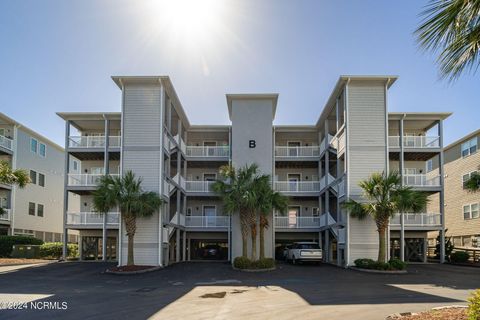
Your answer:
(124, 214), (137, 266)
(240, 210), (249, 257)
(259, 216), (267, 259)
(251, 223), (257, 261)
(378, 226), (387, 263)
(127, 234), (135, 266)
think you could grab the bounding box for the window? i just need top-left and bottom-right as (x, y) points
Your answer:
(37, 204), (44, 217)
(312, 207), (320, 216)
(30, 138), (38, 153)
(0, 128), (5, 136)
(39, 143), (46, 157)
(426, 160), (433, 173)
(464, 203), (480, 220)
(38, 173), (45, 187)
(463, 171), (477, 189)
(28, 202), (35, 216)
(73, 160), (78, 171)
(29, 170), (37, 184)
(461, 137), (477, 157)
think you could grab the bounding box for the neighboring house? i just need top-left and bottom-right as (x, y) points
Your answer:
(0, 112), (76, 243)
(428, 129), (480, 249)
(58, 75), (450, 266)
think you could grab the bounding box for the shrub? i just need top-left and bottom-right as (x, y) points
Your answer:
(0, 235), (43, 257)
(388, 258), (407, 270)
(468, 289), (480, 320)
(251, 258), (275, 269)
(354, 258), (375, 269)
(233, 256), (252, 269)
(39, 242), (78, 259)
(450, 251), (470, 263)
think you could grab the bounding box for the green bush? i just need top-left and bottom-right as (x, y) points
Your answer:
(0, 235), (43, 257)
(354, 258), (375, 269)
(233, 256), (252, 269)
(468, 289), (480, 320)
(388, 258), (407, 270)
(39, 242), (78, 259)
(450, 251), (470, 263)
(251, 258), (275, 269)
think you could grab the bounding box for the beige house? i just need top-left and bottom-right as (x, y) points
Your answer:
(58, 75), (451, 266)
(428, 129), (479, 248)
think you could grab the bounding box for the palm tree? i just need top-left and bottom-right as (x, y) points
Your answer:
(212, 164), (259, 259)
(256, 177), (288, 259)
(0, 160), (30, 214)
(344, 171), (428, 263)
(415, 0), (480, 81)
(93, 171), (163, 266)
(465, 171), (480, 192)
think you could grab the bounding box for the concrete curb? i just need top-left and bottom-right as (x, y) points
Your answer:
(386, 305), (467, 319)
(349, 267), (407, 274)
(105, 266), (162, 275)
(0, 261), (56, 267)
(232, 266), (276, 272)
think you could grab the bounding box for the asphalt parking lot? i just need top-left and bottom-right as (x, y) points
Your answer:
(0, 261), (478, 320)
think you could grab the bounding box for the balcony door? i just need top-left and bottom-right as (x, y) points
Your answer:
(288, 206), (300, 227)
(203, 205), (216, 227)
(288, 141), (301, 157)
(288, 173), (301, 192)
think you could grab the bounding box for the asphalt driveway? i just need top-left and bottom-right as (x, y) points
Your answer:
(0, 261), (478, 320)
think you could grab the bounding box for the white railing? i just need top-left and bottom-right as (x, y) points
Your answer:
(337, 177), (345, 197)
(319, 212), (336, 227)
(185, 146), (230, 158)
(320, 134), (333, 154)
(274, 181), (320, 192)
(69, 136), (104, 148)
(108, 136), (121, 147)
(320, 174), (336, 191)
(390, 213), (441, 227)
(0, 135), (13, 151)
(168, 212), (186, 227)
(67, 173), (120, 186)
(330, 131), (346, 153)
(66, 212), (119, 225)
(275, 146), (320, 158)
(403, 174), (441, 187)
(0, 209), (11, 221)
(185, 216), (230, 228)
(163, 131), (177, 152)
(185, 181), (215, 193)
(174, 134), (187, 154)
(389, 136), (440, 148)
(275, 216), (321, 228)
(163, 180), (172, 197)
(173, 173), (186, 190)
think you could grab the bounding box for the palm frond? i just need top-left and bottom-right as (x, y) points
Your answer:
(343, 200), (369, 220)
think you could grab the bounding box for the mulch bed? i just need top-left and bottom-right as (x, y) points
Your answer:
(107, 265), (156, 272)
(387, 307), (467, 320)
(0, 258), (52, 266)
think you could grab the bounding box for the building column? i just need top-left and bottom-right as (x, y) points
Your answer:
(62, 120), (71, 260)
(187, 238), (191, 261)
(438, 120), (446, 263)
(102, 117), (110, 261)
(182, 230), (186, 261)
(399, 118), (405, 262)
(78, 235), (83, 261)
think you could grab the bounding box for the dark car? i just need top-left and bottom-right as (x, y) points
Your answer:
(202, 244), (221, 259)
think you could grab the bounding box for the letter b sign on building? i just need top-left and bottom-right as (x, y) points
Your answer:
(249, 140), (256, 148)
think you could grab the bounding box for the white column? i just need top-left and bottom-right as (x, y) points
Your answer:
(62, 120), (70, 260)
(102, 117), (109, 261)
(439, 120), (446, 263)
(400, 118), (405, 262)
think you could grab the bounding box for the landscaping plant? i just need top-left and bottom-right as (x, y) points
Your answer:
(468, 289), (480, 320)
(0, 235), (43, 257)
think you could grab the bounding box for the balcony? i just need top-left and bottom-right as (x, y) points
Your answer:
(403, 174), (441, 187)
(185, 216), (230, 228)
(319, 134), (333, 154)
(0, 209), (11, 222)
(275, 146), (320, 158)
(274, 181), (320, 193)
(330, 131), (346, 154)
(185, 181), (215, 193)
(320, 174), (336, 191)
(67, 174), (120, 187)
(185, 146), (229, 158)
(68, 136), (121, 148)
(66, 212), (119, 227)
(275, 216), (321, 229)
(0, 135), (13, 151)
(390, 213), (441, 229)
(389, 136), (440, 149)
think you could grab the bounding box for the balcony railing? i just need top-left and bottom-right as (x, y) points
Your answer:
(319, 134), (333, 154)
(275, 146), (320, 158)
(66, 212), (119, 225)
(330, 131), (346, 153)
(185, 146), (230, 158)
(68, 136), (121, 148)
(0, 135), (13, 151)
(403, 174), (441, 187)
(67, 174), (120, 187)
(274, 181), (320, 193)
(185, 216), (229, 228)
(388, 136), (440, 148)
(319, 212), (336, 228)
(320, 174), (336, 190)
(0, 209), (11, 221)
(390, 213), (441, 227)
(275, 216), (321, 228)
(185, 181), (215, 193)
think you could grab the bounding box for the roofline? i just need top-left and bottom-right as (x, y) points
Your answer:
(315, 75), (398, 127)
(226, 93), (278, 121)
(444, 128), (480, 151)
(388, 112), (452, 121)
(56, 112), (121, 121)
(0, 112), (64, 152)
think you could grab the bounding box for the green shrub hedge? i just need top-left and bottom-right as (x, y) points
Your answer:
(233, 257), (276, 270)
(450, 251), (470, 263)
(0, 235), (43, 257)
(354, 258), (407, 271)
(468, 289), (480, 320)
(39, 242), (78, 259)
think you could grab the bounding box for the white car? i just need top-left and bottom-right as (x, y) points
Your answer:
(286, 242), (322, 264)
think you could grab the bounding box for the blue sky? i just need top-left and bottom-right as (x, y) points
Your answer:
(0, 0), (478, 146)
